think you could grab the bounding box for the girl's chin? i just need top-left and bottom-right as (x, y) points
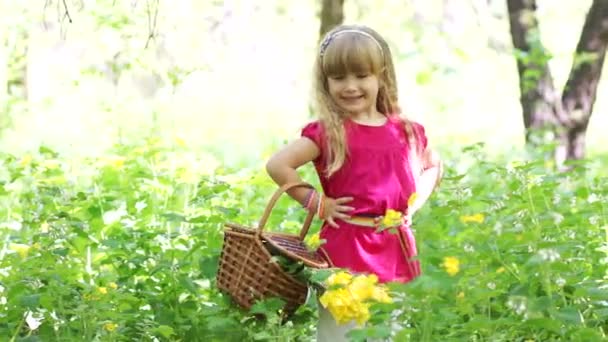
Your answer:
(339, 105), (372, 114)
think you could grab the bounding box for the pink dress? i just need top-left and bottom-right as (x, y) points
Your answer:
(301, 115), (427, 283)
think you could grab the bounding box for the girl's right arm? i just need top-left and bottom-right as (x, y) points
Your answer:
(265, 137), (320, 206)
(265, 138), (353, 227)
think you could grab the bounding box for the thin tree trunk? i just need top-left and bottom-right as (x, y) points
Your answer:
(319, 0), (344, 39)
(506, 0), (559, 144)
(557, 0), (608, 162)
(507, 0), (608, 165)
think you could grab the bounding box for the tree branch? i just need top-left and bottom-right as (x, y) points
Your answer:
(62, 0), (73, 23)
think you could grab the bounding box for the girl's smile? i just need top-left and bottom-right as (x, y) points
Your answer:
(327, 73), (380, 117)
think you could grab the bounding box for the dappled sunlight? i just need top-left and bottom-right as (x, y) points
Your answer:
(1, 1), (606, 161)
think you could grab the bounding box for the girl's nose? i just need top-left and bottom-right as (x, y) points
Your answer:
(344, 77), (357, 91)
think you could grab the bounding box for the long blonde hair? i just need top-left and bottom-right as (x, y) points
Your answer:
(313, 25), (423, 177)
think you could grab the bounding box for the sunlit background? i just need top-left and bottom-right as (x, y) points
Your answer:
(1, 0), (606, 166)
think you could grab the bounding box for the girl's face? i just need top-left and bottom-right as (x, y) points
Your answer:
(327, 72), (380, 116)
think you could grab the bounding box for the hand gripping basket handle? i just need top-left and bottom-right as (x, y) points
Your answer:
(256, 182), (316, 240)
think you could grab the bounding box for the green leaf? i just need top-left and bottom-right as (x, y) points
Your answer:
(523, 318), (562, 334)
(153, 325), (175, 338)
(19, 294), (40, 309)
(199, 255), (219, 279)
(161, 212), (186, 222)
(178, 276), (198, 295)
(552, 307), (582, 325)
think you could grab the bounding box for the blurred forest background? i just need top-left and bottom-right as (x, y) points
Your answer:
(1, 0), (606, 166)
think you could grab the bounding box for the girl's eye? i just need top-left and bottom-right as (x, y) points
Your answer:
(329, 75), (345, 80)
(356, 74), (370, 79)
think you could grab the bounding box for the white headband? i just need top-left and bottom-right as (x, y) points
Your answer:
(319, 29), (384, 58)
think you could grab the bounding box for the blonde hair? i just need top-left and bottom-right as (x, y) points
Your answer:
(313, 25), (423, 177)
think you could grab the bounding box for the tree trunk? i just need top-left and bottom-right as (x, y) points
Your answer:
(557, 0), (608, 162)
(319, 0), (344, 39)
(506, 0), (559, 144)
(506, 0), (608, 164)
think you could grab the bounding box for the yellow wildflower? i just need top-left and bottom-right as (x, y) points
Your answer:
(327, 271), (353, 287)
(20, 154), (33, 167)
(103, 322), (118, 332)
(459, 213), (484, 224)
(382, 209), (402, 227)
(174, 136), (186, 147)
(41, 159), (61, 170)
(349, 274), (376, 301)
(40, 222), (49, 233)
(371, 286), (393, 303)
(442, 256), (460, 276)
(305, 233), (323, 251)
(9, 243), (31, 259)
(99, 156), (125, 169)
(456, 291), (465, 299)
(320, 288), (370, 325)
(407, 192), (418, 208)
(497, 267), (506, 274)
(320, 271), (392, 325)
(353, 301), (370, 325)
(108, 282), (118, 290)
(97, 287), (108, 295)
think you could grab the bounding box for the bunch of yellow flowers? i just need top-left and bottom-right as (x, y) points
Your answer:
(319, 271), (392, 325)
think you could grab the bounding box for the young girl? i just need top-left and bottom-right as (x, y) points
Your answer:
(266, 24), (442, 341)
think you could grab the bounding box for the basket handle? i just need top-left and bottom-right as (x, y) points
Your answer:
(257, 182), (317, 240)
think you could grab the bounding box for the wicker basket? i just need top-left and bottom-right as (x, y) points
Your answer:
(216, 182), (328, 312)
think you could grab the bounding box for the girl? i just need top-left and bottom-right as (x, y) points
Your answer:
(266, 24), (442, 341)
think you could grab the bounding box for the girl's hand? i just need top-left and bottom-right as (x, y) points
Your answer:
(321, 196), (354, 228)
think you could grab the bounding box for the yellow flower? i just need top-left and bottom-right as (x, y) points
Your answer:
(353, 301), (370, 325)
(99, 156), (125, 169)
(407, 192), (418, 208)
(40, 222), (49, 233)
(442, 256), (460, 276)
(349, 275), (376, 301)
(497, 267), (506, 274)
(9, 243), (31, 259)
(320, 288), (369, 325)
(103, 322), (118, 332)
(20, 154), (33, 167)
(456, 291), (465, 299)
(382, 209), (402, 227)
(174, 136), (186, 147)
(305, 233), (323, 251)
(459, 213), (484, 224)
(108, 282), (118, 290)
(41, 159), (61, 170)
(327, 271), (353, 287)
(371, 286), (392, 303)
(97, 287), (108, 295)
(320, 271), (392, 325)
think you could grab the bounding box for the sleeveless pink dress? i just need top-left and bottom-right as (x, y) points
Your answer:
(301, 115), (427, 283)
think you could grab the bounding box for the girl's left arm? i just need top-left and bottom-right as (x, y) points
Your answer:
(409, 148), (442, 216)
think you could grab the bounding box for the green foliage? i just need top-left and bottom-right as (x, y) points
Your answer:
(0, 140), (606, 340)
